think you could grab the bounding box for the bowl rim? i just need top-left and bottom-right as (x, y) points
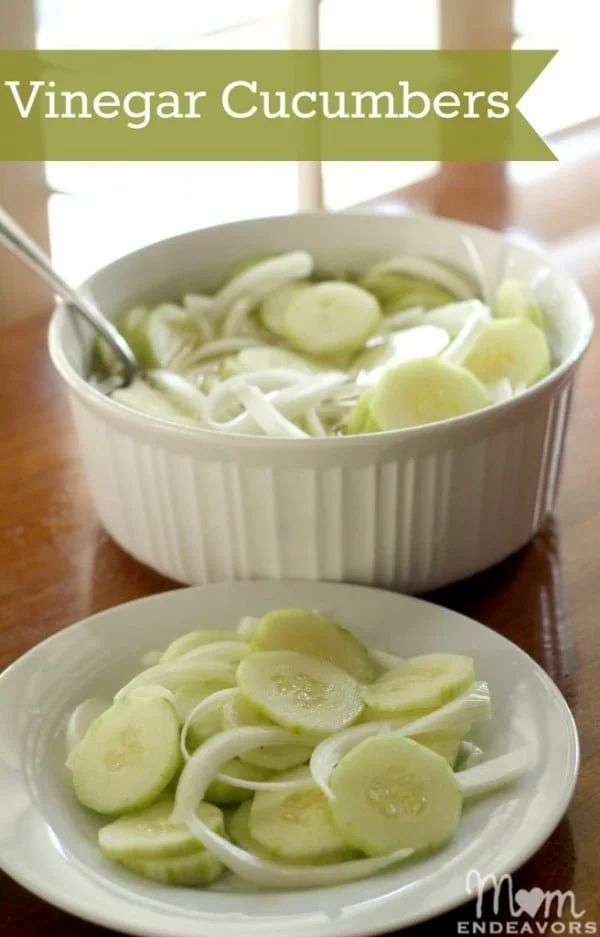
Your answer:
(48, 210), (595, 449)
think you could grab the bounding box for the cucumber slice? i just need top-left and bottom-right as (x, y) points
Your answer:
(346, 388), (377, 435)
(227, 253), (276, 281)
(98, 796), (223, 860)
(117, 848), (223, 886)
(228, 800), (271, 857)
(222, 695), (312, 770)
(462, 317), (551, 387)
(111, 379), (203, 427)
(174, 680), (233, 749)
(284, 282), (381, 356)
(369, 358), (489, 430)
(361, 271), (456, 315)
(235, 346), (314, 374)
(495, 279), (544, 329)
(204, 757), (271, 804)
(237, 650), (364, 735)
(145, 303), (205, 368)
(161, 630), (246, 663)
(251, 609), (374, 683)
(361, 654), (475, 714)
(329, 735), (462, 855)
(249, 767), (355, 862)
(71, 697), (181, 815)
(259, 282), (311, 338)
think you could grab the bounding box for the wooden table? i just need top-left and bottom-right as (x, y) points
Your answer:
(1, 152), (599, 934)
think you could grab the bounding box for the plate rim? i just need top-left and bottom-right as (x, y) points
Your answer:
(0, 579), (580, 937)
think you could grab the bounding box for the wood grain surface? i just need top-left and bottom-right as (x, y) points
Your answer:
(1, 147), (599, 934)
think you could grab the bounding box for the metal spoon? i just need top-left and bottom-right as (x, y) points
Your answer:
(0, 203), (195, 398)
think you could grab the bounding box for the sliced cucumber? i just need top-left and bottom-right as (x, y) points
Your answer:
(98, 796), (223, 860)
(346, 388), (378, 435)
(111, 378), (203, 427)
(329, 735), (462, 855)
(222, 695), (312, 770)
(495, 279), (544, 329)
(161, 630), (246, 663)
(71, 696), (181, 815)
(237, 650), (363, 735)
(361, 654), (475, 714)
(204, 758), (271, 804)
(369, 358), (489, 430)
(462, 317), (551, 387)
(361, 271), (456, 315)
(228, 800), (271, 857)
(284, 282), (381, 356)
(145, 303), (205, 368)
(116, 848), (223, 886)
(251, 609), (374, 683)
(236, 346), (314, 374)
(174, 680), (233, 748)
(259, 282), (311, 338)
(249, 767), (355, 862)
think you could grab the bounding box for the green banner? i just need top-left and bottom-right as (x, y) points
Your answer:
(0, 50), (556, 161)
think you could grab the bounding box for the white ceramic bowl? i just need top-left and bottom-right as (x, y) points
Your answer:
(49, 213), (592, 592)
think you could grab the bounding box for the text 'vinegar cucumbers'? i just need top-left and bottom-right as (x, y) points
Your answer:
(249, 767), (355, 863)
(329, 735), (463, 856)
(237, 650), (364, 734)
(462, 317), (551, 387)
(251, 608), (374, 683)
(284, 282), (381, 356)
(71, 696), (181, 815)
(361, 653), (475, 714)
(98, 797), (223, 860)
(368, 357), (489, 430)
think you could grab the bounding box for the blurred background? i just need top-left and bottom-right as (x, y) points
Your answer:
(0, 0), (598, 323)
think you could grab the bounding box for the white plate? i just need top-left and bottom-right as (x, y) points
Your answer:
(0, 580), (578, 937)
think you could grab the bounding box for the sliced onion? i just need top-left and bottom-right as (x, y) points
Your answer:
(234, 383), (309, 439)
(440, 310), (487, 365)
(310, 682), (492, 798)
(457, 746), (533, 798)
(237, 615), (260, 637)
(181, 337), (264, 368)
(127, 684), (176, 704)
(175, 641), (249, 666)
(206, 369), (304, 431)
(369, 256), (476, 301)
(180, 687), (240, 761)
(222, 295), (254, 338)
(305, 408), (327, 437)
(211, 251), (313, 318)
(383, 306), (426, 330)
(458, 740), (485, 770)
(141, 650), (162, 668)
(172, 726), (412, 888)
(462, 236), (493, 308)
(215, 773), (314, 793)
(486, 378), (513, 405)
(65, 697), (110, 767)
(115, 659), (235, 701)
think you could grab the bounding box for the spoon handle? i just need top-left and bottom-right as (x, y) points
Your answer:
(0, 203), (137, 377)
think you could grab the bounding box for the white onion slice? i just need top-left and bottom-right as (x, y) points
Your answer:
(127, 685), (176, 704)
(237, 615), (260, 637)
(382, 306), (426, 330)
(234, 383), (309, 439)
(172, 726), (412, 888)
(369, 256), (476, 301)
(180, 687), (240, 761)
(215, 773), (314, 793)
(462, 237), (493, 308)
(141, 650), (162, 668)
(115, 659), (235, 701)
(486, 378), (513, 405)
(222, 295), (254, 338)
(310, 682), (492, 798)
(181, 337), (264, 368)
(458, 740), (485, 770)
(206, 369), (304, 431)
(175, 641), (249, 666)
(441, 311), (487, 365)
(212, 251), (313, 318)
(457, 746), (533, 798)
(65, 697), (109, 766)
(305, 408), (327, 437)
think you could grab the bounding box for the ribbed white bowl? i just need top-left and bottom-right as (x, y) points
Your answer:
(49, 213), (592, 592)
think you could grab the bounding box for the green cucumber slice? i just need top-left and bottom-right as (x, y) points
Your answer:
(360, 271), (456, 315)
(259, 282), (311, 338)
(329, 735), (462, 855)
(251, 609), (374, 683)
(228, 800), (271, 857)
(237, 650), (363, 735)
(204, 758), (271, 804)
(284, 282), (381, 356)
(116, 848), (223, 886)
(98, 796), (223, 860)
(462, 317), (551, 387)
(161, 630), (246, 663)
(495, 279), (544, 328)
(71, 696), (181, 815)
(346, 388), (377, 435)
(144, 303), (205, 368)
(111, 379), (203, 427)
(369, 358), (489, 430)
(222, 695), (312, 770)
(361, 654), (475, 714)
(174, 680), (233, 748)
(249, 767), (355, 862)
